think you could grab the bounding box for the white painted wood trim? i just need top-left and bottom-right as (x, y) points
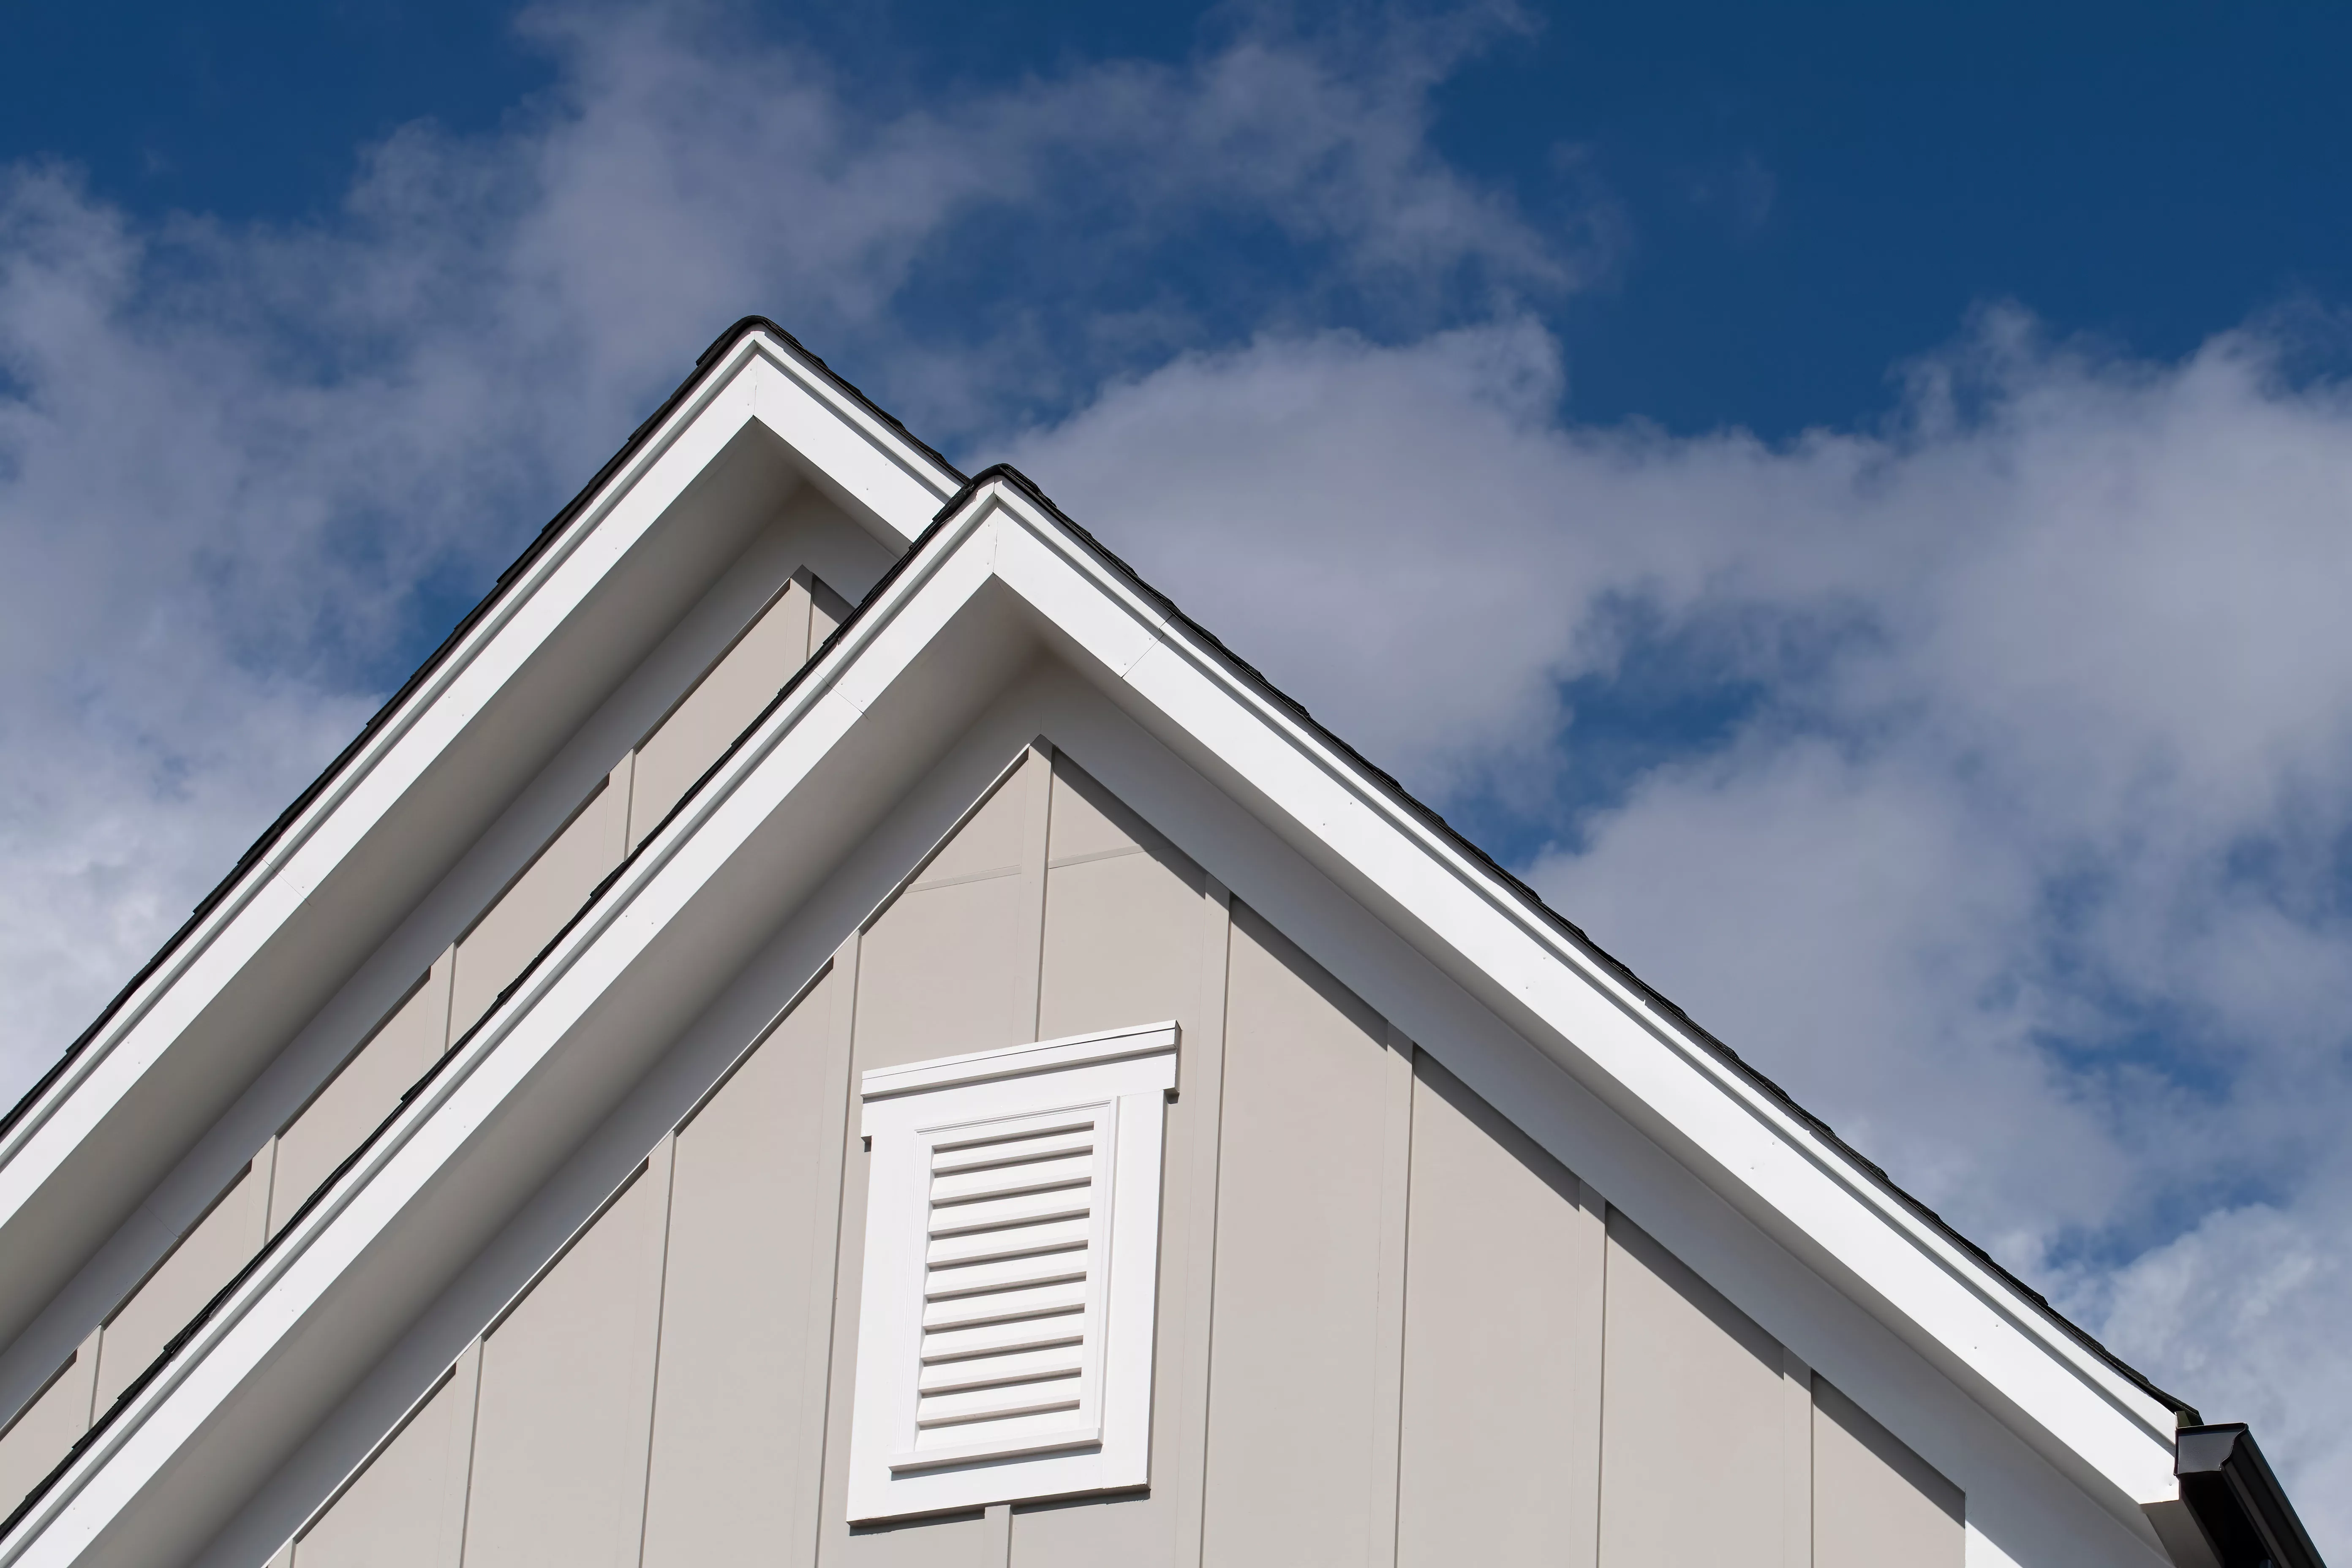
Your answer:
(859, 1023), (1179, 1108)
(845, 1037), (1177, 1522)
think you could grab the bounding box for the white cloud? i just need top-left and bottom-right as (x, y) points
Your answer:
(1010, 312), (2352, 1526)
(0, 3), (1562, 1106)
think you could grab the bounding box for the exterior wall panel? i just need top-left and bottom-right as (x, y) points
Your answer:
(1034, 764), (1203, 1043)
(270, 957), (452, 1237)
(449, 767), (630, 1041)
(852, 765), (1032, 1072)
(629, 579), (814, 851)
(1013, 759), (1211, 1568)
(0, 1339), (93, 1517)
(1396, 1054), (1606, 1568)
(1813, 1377), (1964, 1568)
(235, 738), (1984, 1568)
(640, 972), (847, 1568)
(1199, 904), (1402, 1568)
(292, 1358), (476, 1568)
(93, 1160), (267, 1410)
(460, 1157), (669, 1568)
(1597, 1209), (1789, 1568)
(815, 765), (1049, 1568)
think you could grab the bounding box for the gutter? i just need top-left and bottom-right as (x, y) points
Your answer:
(2145, 1425), (2329, 1568)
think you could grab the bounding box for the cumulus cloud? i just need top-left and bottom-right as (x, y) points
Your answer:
(1011, 312), (2352, 1534)
(2, 0), (2347, 1544)
(0, 1), (1562, 1101)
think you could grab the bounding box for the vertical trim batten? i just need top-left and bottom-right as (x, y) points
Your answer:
(1783, 1348), (1815, 1568)
(1011, 743), (1054, 1043)
(1566, 1178), (1609, 1568)
(622, 1134), (678, 1568)
(1365, 1023), (1416, 1568)
(1171, 876), (1233, 1568)
(803, 934), (862, 1564)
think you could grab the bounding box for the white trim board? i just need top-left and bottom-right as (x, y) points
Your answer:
(847, 1027), (1177, 1519)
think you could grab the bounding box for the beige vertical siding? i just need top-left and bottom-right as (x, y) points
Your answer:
(93, 1159), (269, 1410)
(1034, 762), (1203, 1042)
(808, 571), (850, 650)
(248, 740), (1982, 1568)
(1199, 904), (1405, 1568)
(461, 1153), (670, 1568)
(1395, 1054), (1606, 1568)
(449, 764), (631, 1041)
(814, 760), (1055, 1567)
(1597, 1209), (1789, 1568)
(0, 1334), (95, 1514)
(852, 760), (1033, 1069)
(629, 578), (816, 851)
(640, 971), (849, 1568)
(1011, 759), (1210, 1568)
(270, 956), (453, 1236)
(292, 1352), (478, 1568)
(814, 958), (994, 1568)
(1813, 1377), (1964, 1568)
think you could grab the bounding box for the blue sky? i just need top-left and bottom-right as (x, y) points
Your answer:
(9, 2), (2352, 440)
(3, 1), (2351, 1541)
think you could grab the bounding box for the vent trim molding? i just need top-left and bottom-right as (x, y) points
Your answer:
(847, 1022), (1176, 1522)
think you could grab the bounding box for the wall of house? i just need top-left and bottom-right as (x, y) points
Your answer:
(0, 509), (872, 1530)
(263, 749), (1966, 1568)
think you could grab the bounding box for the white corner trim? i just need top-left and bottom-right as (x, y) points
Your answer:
(847, 1029), (1176, 1522)
(860, 1022), (1179, 1108)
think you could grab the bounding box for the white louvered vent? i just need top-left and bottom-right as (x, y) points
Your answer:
(906, 1105), (1111, 1467)
(848, 1024), (1176, 1521)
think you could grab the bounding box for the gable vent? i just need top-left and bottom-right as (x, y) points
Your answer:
(848, 1022), (1176, 1521)
(904, 1108), (1114, 1468)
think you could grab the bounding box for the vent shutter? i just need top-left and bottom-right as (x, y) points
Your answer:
(847, 1024), (1176, 1521)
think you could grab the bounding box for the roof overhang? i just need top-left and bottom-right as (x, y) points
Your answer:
(0, 466), (2210, 1566)
(0, 325), (961, 1361)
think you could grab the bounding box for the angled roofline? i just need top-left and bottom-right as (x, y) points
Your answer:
(19, 321), (2318, 1565)
(0, 319), (964, 1152)
(947, 466), (2196, 1424)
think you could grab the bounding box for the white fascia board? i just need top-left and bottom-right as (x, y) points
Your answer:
(972, 481), (2181, 1510)
(739, 334), (963, 549)
(0, 329), (951, 1269)
(0, 468), (1001, 1568)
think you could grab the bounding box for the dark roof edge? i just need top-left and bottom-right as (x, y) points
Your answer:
(2176, 1425), (2328, 1568)
(0, 318), (964, 1151)
(947, 463), (2200, 1424)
